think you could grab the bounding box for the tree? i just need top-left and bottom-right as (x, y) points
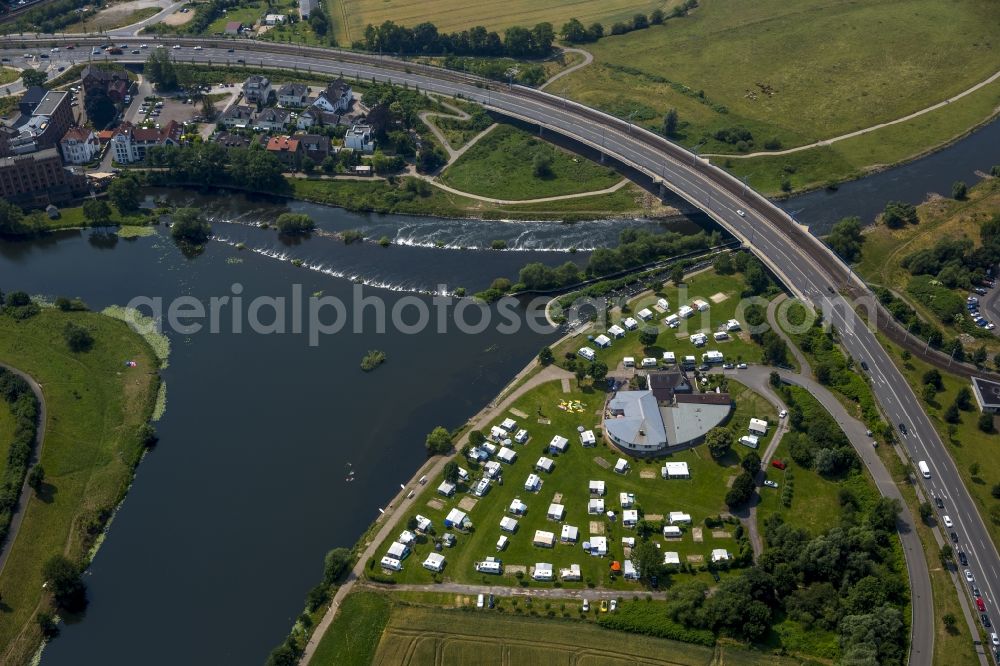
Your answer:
(0, 199), (27, 235)
(538, 346), (554, 365)
(27, 464), (45, 493)
(973, 345), (988, 368)
(979, 413), (995, 434)
(638, 328), (658, 347)
(943, 612), (957, 631)
(42, 555), (87, 612)
(725, 471), (756, 507)
(991, 483), (1000, 499)
(323, 547), (352, 584)
(275, 212), (316, 235)
(108, 176), (141, 213)
(705, 427), (732, 460)
(939, 544), (953, 567)
(918, 501), (932, 522)
(650, 8), (665, 24)
(170, 207), (212, 244)
(670, 265), (685, 286)
(36, 611), (59, 638)
(826, 216), (864, 262)
(146, 48), (178, 90)
(921, 368), (943, 390)
(425, 426), (452, 455)
(560, 18), (588, 43)
(741, 451), (761, 476)
(309, 8), (330, 36)
(21, 68), (48, 88)
(82, 198), (112, 226)
(532, 151), (553, 178)
(416, 146), (446, 173)
(85, 90), (116, 130)
(301, 156), (316, 175)
(970, 462), (981, 477)
(632, 539), (660, 585)
(443, 460), (460, 484)
(632, 13), (648, 29)
(662, 108), (678, 137)
(63, 322), (94, 353)
(921, 383), (937, 403)
(469, 430), (486, 446)
(952, 181), (968, 200)
(589, 360), (608, 382)
(881, 200), (918, 228)
(955, 386), (973, 411)
(944, 402), (960, 424)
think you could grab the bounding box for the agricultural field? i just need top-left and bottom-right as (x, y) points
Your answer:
(330, 0), (682, 46)
(546, 0), (1000, 193)
(63, 3), (160, 33)
(439, 124), (624, 200)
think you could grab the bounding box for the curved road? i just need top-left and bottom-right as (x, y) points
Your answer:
(0, 363), (46, 575)
(2, 34), (998, 663)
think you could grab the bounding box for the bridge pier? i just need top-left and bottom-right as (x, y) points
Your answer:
(538, 125), (543, 137)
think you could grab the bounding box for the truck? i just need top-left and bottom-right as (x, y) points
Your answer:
(918, 460), (931, 478)
(107, 47), (123, 55)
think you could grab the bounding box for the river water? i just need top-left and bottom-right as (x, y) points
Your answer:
(1, 116), (994, 665)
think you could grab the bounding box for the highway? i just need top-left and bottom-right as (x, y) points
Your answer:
(3, 34), (999, 661)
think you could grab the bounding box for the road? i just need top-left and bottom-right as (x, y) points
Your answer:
(2, 34), (998, 662)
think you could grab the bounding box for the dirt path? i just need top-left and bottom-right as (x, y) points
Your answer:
(300, 362), (572, 664)
(425, 176), (631, 205)
(418, 99), (495, 161)
(705, 69), (1000, 159)
(0, 364), (46, 575)
(540, 47), (594, 91)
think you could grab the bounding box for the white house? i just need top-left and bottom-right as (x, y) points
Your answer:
(678, 305), (694, 319)
(548, 435), (569, 454)
(509, 498), (528, 516)
(500, 516), (519, 533)
(387, 541), (410, 560)
(749, 418), (769, 435)
(623, 509), (638, 527)
(662, 351), (676, 364)
(620, 491), (635, 508)
(637, 307), (654, 321)
(444, 508), (470, 530)
(242, 74), (272, 104)
(276, 82), (309, 107)
(535, 456), (554, 473)
(547, 502), (565, 521)
(588, 498), (605, 514)
(423, 552), (445, 572)
(514, 429), (529, 444)
(472, 478), (491, 497)
(726, 318), (741, 331)
(344, 123), (374, 153)
(711, 548), (731, 563)
(380, 555), (402, 571)
(59, 127), (99, 164)
(533, 562), (554, 580)
(525, 473), (542, 491)
(589, 480), (606, 496)
(713, 331), (729, 341)
(414, 514), (432, 532)
(657, 297), (670, 311)
(560, 524), (579, 543)
(614, 458), (630, 475)
(578, 346), (596, 361)
(533, 530), (555, 548)
(254, 106), (292, 132)
(693, 299), (709, 311)
(559, 563), (582, 581)
(669, 511), (692, 524)
(497, 447), (517, 464)
(608, 324), (626, 338)
(664, 314), (680, 328)
(623, 560), (639, 580)
(663, 525), (682, 538)
(476, 557), (502, 574)
(662, 461), (690, 479)
(500, 417), (517, 432)
(437, 480), (456, 497)
(623, 317), (639, 330)
(398, 529), (416, 546)
(313, 79), (353, 113)
(703, 350), (724, 364)
(740, 434), (760, 449)
(642, 357), (658, 368)
(587, 536), (608, 556)
(663, 551), (681, 565)
(580, 430), (596, 447)
(594, 334), (612, 348)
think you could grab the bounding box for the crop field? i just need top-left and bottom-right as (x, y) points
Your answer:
(330, 0), (679, 45)
(371, 604), (804, 666)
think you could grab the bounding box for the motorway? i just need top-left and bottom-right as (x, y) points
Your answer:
(3, 34), (999, 661)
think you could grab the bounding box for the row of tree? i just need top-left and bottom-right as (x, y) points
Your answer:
(357, 20), (555, 58)
(561, 0), (699, 44)
(144, 141), (288, 193)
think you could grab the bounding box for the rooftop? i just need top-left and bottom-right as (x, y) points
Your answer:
(972, 376), (1000, 410)
(33, 90), (68, 118)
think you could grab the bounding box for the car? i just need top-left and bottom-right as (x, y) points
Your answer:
(476, 594), (484, 608)
(57, 66), (64, 71)
(131, 49), (140, 54)
(92, 49), (102, 55)
(488, 594), (495, 609)
(698, 363), (710, 371)
(778, 409), (787, 418)
(772, 459), (787, 470)
(943, 515), (953, 528)
(194, 46), (203, 50)
(737, 362), (748, 369)
(966, 569), (975, 583)
(860, 360), (869, 371)
(951, 531), (959, 543)
(722, 362), (734, 369)
(65, 45), (74, 50)
(992, 632), (999, 646)
(975, 586), (982, 598)
(39, 53), (48, 59)
(119, 44), (129, 49)
(983, 613), (992, 628)
(50, 47), (59, 52)
(140, 44), (149, 48)
(935, 497), (944, 509)
(600, 600), (608, 613)
(581, 599), (589, 612)
(227, 48), (235, 52)
(236, 58), (245, 64)
(978, 598), (987, 612)
(764, 480), (779, 488)
(898, 423), (907, 435)
(959, 551), (968, 566)
(610, 599), (617, 612)
(737, 209), (746, 217)
(172, 45), (181, 49)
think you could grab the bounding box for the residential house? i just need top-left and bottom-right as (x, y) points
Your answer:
(8, 91), (73, 155)
(111, 120), (182, 163)
(18, 86), (47, 116)
(0, 147), (87, 206)
(59, 127), (99, 164)
(313, 79), (353, 113)
(298, 0), (316, 19)
(223, 20), (243, 35)
(296, 133), (329, 163)
(221, 105), (254, 129)
(243, 74), (272, 105)
(81, 65), (130, 100)
(213, 131), (252, 150)
(277, 82), (309, 107)
(296, 105), (339, 130)
(343, 123), (374, 153)
(254, 107), (291, 132)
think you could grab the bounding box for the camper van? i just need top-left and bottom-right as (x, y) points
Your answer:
(918, 460), (931, 478)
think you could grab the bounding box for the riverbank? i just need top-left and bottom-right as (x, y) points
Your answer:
(0, 306), (162, 665)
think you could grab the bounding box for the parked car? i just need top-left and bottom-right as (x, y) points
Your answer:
(476, 594), (484, 609)
(610, 599), (617, 612)
(600, 600), (608, 613)
(488, 594), (495, 609)
(763, 480), (779, 488)
(737, 362), (748, 369)
(991, 632), (998, 646)
(772, 459), (787, 470)
(581, 599), (589, 612)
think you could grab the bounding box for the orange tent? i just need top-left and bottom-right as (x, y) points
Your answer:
(610, 561), (622, 572)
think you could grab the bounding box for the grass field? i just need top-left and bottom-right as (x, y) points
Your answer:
(330, 0), (681, 46)
(855, 177), (1000, 352)
(311, 590), (392, 666)
(64, 6), (160, 33)
(0, 66), (19, 86)
(0, 399), (15, 493)
(0, 309), (159, 664)
(546, 0), (1000, 194)
(367, 601), (805, 666)
(439, 124), (623, 200)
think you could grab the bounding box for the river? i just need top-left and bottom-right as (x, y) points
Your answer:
(1, 115), (995, 665)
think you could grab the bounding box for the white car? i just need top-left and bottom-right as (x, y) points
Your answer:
(764, 480), (779, 488)
(943, 515), (953, 528)
(193, 45), (203, 50)
(50, 47), (59, 52)
(609, 599), (617, 612)
(779, 409), (787, 419)
(737, 209), (746, 217)
(172, 44), (181, 49)
(140, 44), (149, 48)
(737, 362), (748, 369)
(991, 632), (999, 646)
(581, 599), (590, 612)
(966, 569), (975, 583)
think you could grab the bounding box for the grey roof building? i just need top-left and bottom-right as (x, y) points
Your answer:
(606, 391), (667, 453)
(972, 377), (1000, 414)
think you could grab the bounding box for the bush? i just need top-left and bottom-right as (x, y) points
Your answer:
(275, 213), (316, 235)
(42, 555), (87, 613)
(63, 323), (94, 353)
(170, 208), (211, 244)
